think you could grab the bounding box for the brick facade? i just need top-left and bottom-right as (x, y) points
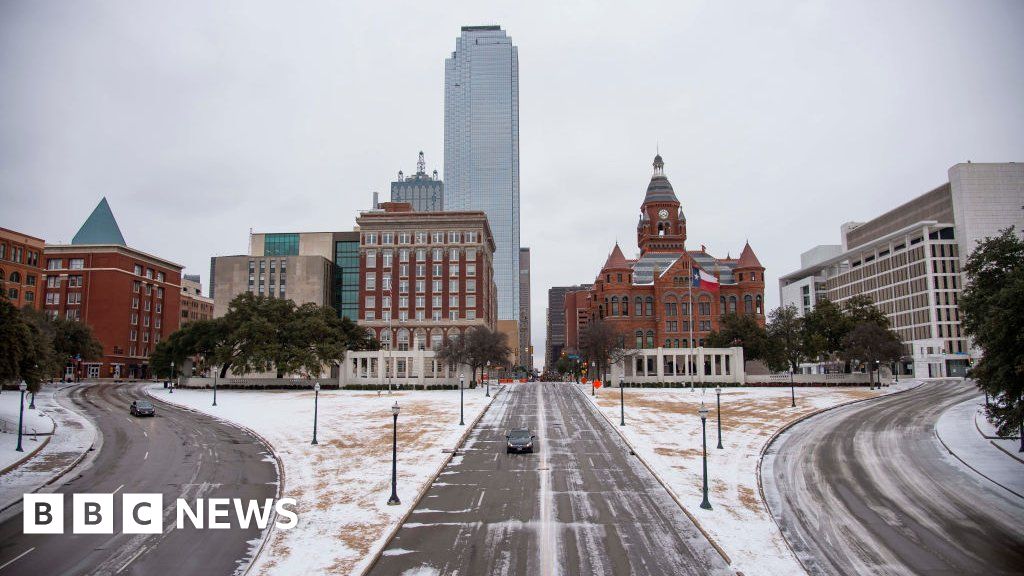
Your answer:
(356, 203), (498, 351)
(42, 245), (182, 379)
(0, 227), (46, 310)
(578, 155), (765, 351)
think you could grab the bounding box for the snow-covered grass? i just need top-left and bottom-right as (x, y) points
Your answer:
(0, 389), (55, 471)
(150, 385), (493, 576)
(0, 384), (96, 513)
(588, 382), (916, 576)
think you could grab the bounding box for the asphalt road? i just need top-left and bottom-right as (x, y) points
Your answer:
(0, 382), (277, 576)
(762, 379), (1024, 575)
(369, 382), (731, 576)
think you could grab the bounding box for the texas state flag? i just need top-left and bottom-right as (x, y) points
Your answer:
(692, 268), (720, 292)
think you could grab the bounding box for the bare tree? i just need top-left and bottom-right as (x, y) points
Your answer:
(581, 319), (625, 386)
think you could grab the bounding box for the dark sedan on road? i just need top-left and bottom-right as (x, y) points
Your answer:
(506, 428), (535, 453)
(130, 400), (155, 417)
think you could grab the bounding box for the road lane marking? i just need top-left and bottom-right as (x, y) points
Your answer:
(116, 545), (147, 574)
(536, 384), (556, 576)
(113, 484), (124, 495)
(144, 451), (149, 460)
(0, 548), (34, 571)
(476, 491), (485, 509)
(143, 430), (147, 437)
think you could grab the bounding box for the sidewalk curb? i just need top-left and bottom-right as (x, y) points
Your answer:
(146, 387), (285, 576)
(933, 400), (1023, 500)
(756, 382), (924, 576)
(0, 435), (52, 478)
(360, 385), (503, 576)
(580, 386), (734, 569)
(0, 386), (98, 516)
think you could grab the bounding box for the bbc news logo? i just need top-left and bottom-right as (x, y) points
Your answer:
(24, 494), (298, 534)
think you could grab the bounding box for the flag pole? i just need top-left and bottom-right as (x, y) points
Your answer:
(689, 265), (696, 391)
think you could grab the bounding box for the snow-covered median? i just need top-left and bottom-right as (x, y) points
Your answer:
(587, 382), (916, 576)
(150, 385), (493, 576)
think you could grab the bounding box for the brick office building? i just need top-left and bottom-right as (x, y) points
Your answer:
(0, 227), (45, 310)
(356, 202), (497, 351)
(43, 198), (182, 379)
(581, 155), (765, 350)
(180, 274), (214, 325)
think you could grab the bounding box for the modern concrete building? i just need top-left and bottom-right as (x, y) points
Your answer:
(180, 274), (214, 325)
(210, 231), (360, 320)
(518, 247), (531, 369)
(391, 151), (443, 211)
(0, 226), (45, 310)
(355, 202), (498, 353)
(779, 162), (1024, 378)
(444, 25), (521, 338)
(544, 283), (592, 370)
(779, 245), (843, 316)
(43, 198), (182, 379)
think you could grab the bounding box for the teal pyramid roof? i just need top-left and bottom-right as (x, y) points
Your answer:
(72, 198), (126, 246)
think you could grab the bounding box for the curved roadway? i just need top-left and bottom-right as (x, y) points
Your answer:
(0, 382), (277, 576)
(762, 379), (1024, 575)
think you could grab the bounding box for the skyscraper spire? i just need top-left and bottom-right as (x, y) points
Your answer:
(417, 151), (426, 174)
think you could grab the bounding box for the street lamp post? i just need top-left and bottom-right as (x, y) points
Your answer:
(169, 361), (175, 393)
(485, 361), (491, 398)
(311, 382), (321, 445)
(789, 369), (795, 408)
(459, 374), (465, 426)
(388, 401), (401, 505)
(29, 365), (37, 409)
(213, 369), (218, 406)
(16, 381), (27, 452)
(715, 386), (723, 450)
(619, 377), (625, 426)
(698, 403), (712, 510)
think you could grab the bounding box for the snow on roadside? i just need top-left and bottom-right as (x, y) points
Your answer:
(588, 382), (914, 576)
(151, 385), (492, 576)
(0, 389), (55, 471)
(0, 384), (96, 511)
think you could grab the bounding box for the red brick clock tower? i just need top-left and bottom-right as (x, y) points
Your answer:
(637, 154), (687, 254)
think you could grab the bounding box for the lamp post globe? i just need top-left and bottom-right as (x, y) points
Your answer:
(619, 377), (626, 426)
(698, 404), (712, 510)
(311, 382), (321, 445)
(715, 386), (723, 450)
(16, 381), (28, 452)
(388, 401), (401, 505)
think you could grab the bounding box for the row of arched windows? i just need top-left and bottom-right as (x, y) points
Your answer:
(720, 294), (763, 315)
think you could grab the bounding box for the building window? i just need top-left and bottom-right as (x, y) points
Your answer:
(131, 313), (138, 325)
(646, 330), (655, 348)
(398, 232), (411, 244)
(69, 258), (84, 270)
(415, 295), (425, 308)
(366, 250), (377, 267)
(382, 296), (391, 309)
(365, 311), (376, 320)
(364, 232), (378, 245)
(145, 268), (154, 279)
(8, 288), (18, 299)
(432, 295), (442, 308)
(382, 275), (391, 290)
(382, 233), (393, 245)
(432, 279), (442, 292)
(8, 271), (20, 283)
(467, 279), (476, 293)
(399, 264), (409, 277)
(66, 309), (80, 320)
(416, 249), (426, 262)
(432, 248), (444, 260)
(399, 296), (409, 309)
(466, 310), (476, 320)
(143, 316), (150, 327)
(264, 233), (300, 256)
(366, 276), (376, 290)
(467, 264), (476, 277)
(611, 296), (619, 316)
(416, 279), (425, 293)
(46, 276), (59, 288)
(415, 232), (427, 244)
(399, 280), (409, 294)
(450, 295), (459, 308)
(645, 297), (653, 316)
(48, 259), (63, 270)
(67, 292), (81, 305)
(432, 264), (442, 276)
(635, 331), (644, 349)
(449, 264), (459, 277)
(155, 302), (162, 313)
(744, 295), (753, 314)
(68, 275), (81, 287)
(157, 271), (165, 282)
(382, 251), (393, 268)
(466, 231), (478, 243)
(24, 291), (34, 302)
(466, 295), (476, 308)
(635, 297), (643, 316)
(450, 279), (459, 292)
(365, 296), (375, 309)
(448, 231), (461, 243)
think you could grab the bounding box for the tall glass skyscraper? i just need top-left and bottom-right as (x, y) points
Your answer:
(444, 25), (520, 323)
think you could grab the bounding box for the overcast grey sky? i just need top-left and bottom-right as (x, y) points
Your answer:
(2, 1), (1022, 368)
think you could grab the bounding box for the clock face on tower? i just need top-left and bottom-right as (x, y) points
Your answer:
(658, 209), (669, 220)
